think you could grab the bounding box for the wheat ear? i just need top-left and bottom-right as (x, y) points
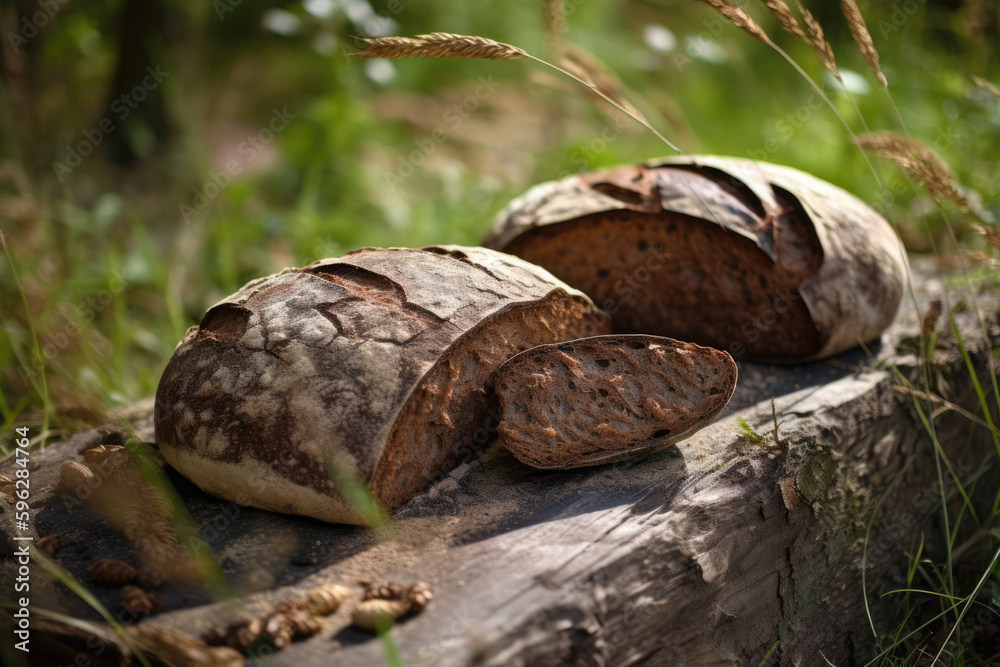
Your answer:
(974, 224), (1000, 252)
(694, 0), (769, 43)
(841, 0), (887, 86)
(855, 132), (969, 211)
(758, 0), (808, 43)
(545, 0), (568, 37)
(353, 33), (528, 60)
(554, 42), (650, 125)
(972, 76), (1000, 97)
(354, 32), (679, 152)
(796, 2), (840, 80)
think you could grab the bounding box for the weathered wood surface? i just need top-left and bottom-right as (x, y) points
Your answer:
(3, 258), (999, 666)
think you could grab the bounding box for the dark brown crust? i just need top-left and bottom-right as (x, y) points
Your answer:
(494, 335), (737, 468)
(484, 156), (908, 362)
(502, 210), (821, 360)
(153, 246), (607, 524)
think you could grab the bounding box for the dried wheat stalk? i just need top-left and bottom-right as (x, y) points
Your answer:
(759, 0), (808, 43)
(967, 249), (1000, 279)
(894, 384), (1000, 435)
(556, 42), (650, 124)
(354, 33), (528, 60)
(545, 0), (568, 37)
(841, 0), (887, 86)
(972, 75), (1000, 97)
(974, 224), (1000, 253)
(353, 31), (680, 152)
(694, 0), (770, 44)
(542, 0), (649, 125)
(856, 132), (969, 211)
(797, 2), (840, 80)
(920, 298), (941, 342)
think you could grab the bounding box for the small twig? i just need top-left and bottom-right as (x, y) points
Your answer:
(893, 385), (1000, 437)
(770, 396), (783, 448)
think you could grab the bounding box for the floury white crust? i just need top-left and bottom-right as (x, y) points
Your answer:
(484, 156), (909, 363)
(154, 246), (608, 525)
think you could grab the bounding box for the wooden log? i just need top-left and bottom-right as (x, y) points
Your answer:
(2, 257), (997, 666)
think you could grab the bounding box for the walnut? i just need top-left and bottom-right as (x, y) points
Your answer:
(362, 581), (406, 601)
(82, 444), (127, 470)
(259, 601), (323, 648)
(351, 580), (432, 630)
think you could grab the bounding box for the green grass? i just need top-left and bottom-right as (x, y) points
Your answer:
(736, 416), (767, 445)
(1, 0), (999, 663)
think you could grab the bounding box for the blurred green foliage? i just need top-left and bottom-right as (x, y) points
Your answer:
(0, 2), (999, 663)
(0, 0), (997, 431)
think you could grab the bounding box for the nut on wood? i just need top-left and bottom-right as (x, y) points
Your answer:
(128, 623), (245, 667)
(407, 581), (433, 612)
(351, 598), (412, 631)
(204, 618), (263, 652)
(302, 583), (352, 615)
(57, 461), (94, 494)
(36, 533), (63, 557)
(90, 558), (138, 586)
(120, 585), (160, 618)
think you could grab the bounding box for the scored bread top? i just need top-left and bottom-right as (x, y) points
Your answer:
(484, 156), (908, 361)
(153, 245), (602, 524)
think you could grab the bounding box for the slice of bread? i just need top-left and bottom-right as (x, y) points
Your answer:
(494, 334), (737, 469)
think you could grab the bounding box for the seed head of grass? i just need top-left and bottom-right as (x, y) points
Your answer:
(694, 0), (770, 44)
(352, 31), (679, 152)
(841, 0), (887, 87)
(797, 2), (840, 80)
(759, 0), (808, 43)
(856, 132), (969, 212)
(353, 33), (528, 60)
(972, 75), (1000, 97)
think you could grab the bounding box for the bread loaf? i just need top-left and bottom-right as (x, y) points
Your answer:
(484, 156), (908, 362)
(494, 335), (737, 468)
(153, 246), (609, 524)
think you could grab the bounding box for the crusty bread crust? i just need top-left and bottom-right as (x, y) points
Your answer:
(154, 246), (607, 525)
(372, 292), (607, 509)
(485, 156), (908, 362)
